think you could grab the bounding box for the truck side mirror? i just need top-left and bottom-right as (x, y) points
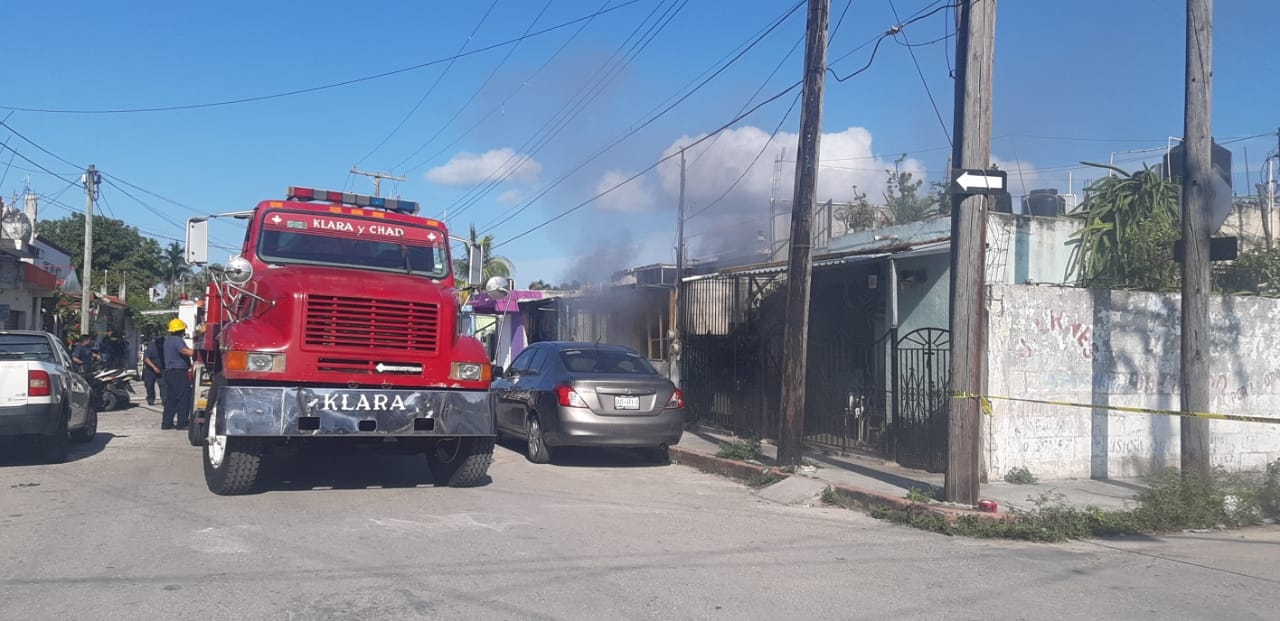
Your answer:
(186, 218), (209, 265)
(468, 244), (484, 287)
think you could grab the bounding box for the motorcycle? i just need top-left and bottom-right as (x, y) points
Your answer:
(89, 367), (137, 411)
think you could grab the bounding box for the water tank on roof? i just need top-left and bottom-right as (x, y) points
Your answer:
(1023, 188), (1066, 217)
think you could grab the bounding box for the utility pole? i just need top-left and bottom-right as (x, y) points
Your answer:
(1265, 156), (1275, 251)
(777, 0), (829, 468)
(945, 0), (997, 505)
(350, 167), (406, 198)
(671, 147), (687, 386)
(80, 165), (99, 336)
(1179, 0), (1213, 480)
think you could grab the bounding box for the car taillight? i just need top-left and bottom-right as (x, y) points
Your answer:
(665, 388), (684, 410)
(28, 370), (51, 397)
(555, 385), (588, 408)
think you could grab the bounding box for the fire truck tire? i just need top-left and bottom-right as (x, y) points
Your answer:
(204, 436), (263, 496)
(427, 437), (494, 487)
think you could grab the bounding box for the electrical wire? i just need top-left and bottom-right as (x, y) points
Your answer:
(0, 0), (645, 115)
(354, 0), (502, 166)
(478, 0), (802, 234)
(490, 81), (801, 250)
(887, 0), (952, 146)
(685, 90), (802, 222)
(0, 142), (80, 187)
(827, 2), (957, 82)
(389, 0), (555, 172)
(447, 0), (694, 221)
(97, 183), (118, 218)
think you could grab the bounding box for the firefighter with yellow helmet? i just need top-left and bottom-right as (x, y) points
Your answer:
(161, 317), (195, 430)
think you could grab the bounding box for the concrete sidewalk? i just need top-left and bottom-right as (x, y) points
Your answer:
(674, 428), (1147, 515)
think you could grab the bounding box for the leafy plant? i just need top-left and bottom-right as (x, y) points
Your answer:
(1218, 247), (1280, 297)
(716, 438), (762, 462)
(905, 487), (935, 503)
(883, 155), (938, 225)
(1067, 164), (1181, 291)
(820, 485), (838, 505)
(1004, 466), (1039, 485)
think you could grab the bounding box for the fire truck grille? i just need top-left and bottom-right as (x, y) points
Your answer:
(304, 295), (440, 353)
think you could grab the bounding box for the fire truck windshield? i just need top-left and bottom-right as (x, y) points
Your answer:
(256, 210), (448, 277)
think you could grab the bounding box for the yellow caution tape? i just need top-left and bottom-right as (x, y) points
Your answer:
(950, 391), (1280, 425)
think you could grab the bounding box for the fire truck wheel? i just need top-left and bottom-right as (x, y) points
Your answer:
(427, 437), (495, 487)
(203, 404), (263, 495)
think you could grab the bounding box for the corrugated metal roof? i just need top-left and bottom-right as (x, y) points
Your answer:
(687, 242), (950, 281)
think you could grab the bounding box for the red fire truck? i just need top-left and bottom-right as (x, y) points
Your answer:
(183, 187), (504, 495)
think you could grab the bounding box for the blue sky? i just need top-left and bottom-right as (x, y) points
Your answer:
(2, 0), (1278, 288)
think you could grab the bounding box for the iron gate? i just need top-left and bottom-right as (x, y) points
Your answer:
(894, 327), (950, 472)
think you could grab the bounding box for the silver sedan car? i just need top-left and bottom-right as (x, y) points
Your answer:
(491, 342), (684, 463)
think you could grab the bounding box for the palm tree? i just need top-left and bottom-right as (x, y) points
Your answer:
(163, 241), (192, 300)
(453, 225), (515, 287)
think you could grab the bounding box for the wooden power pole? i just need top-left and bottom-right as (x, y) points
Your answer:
(945, 0), (997, 505)
(671, 147), (686, 387)
(80, 165), (99, 336)
(1179, 0), (1213, 479)
(777, 0), (829, 468)
(350, 167), (406, 198)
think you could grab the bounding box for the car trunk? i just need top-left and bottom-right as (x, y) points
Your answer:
(0, 361), (34, 407)
(569, 374), (673, 416)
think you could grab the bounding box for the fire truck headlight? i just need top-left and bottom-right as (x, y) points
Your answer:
(450, 362), (488, 382)
(226, 350), (286, 373)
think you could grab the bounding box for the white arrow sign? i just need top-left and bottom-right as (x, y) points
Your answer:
(955, 171), (1005, 192)
(375, 362), (422, 374)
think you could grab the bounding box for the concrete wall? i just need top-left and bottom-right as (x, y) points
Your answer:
(986, 283), (1280, 480)
(986, 213), (1082, 286)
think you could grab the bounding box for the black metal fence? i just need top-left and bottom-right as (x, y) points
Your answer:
(680, 273), (950, 468)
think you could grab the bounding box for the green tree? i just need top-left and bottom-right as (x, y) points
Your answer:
(453, 225), (515, 287)
(1218, 247), (1280, 297)
(527, 279), (553, 290)
(883, 155), (938, 225)
(37, 213), (167, 296)
(1067, 163), (1181, 291)
(835, 185), (879, 231)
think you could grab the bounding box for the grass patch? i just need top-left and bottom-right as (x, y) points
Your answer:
(746, 471), (785, 489)
(872, 464), (1280, 542)
(716, 438), (762, 462)
(905, 487), (936, 504)
(1003, 466), (1039, 485)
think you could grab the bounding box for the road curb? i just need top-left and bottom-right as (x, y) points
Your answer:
(670, 445), (1000, 522)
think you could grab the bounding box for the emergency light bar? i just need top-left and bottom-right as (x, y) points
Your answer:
(286, 186), (420, 214)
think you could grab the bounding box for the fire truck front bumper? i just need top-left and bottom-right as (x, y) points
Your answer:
(215, 386), (495, 437)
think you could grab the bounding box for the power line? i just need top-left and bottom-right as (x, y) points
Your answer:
(478, 0), (802, 234)
(447, 0), (694, 221)
(354, 0), (503, 166)
(0, 0), (645, 115)
(389, 0), (555, 172)
(0, 142), (80, 186)
(827, 2), (957, 82)
(888, 0), (952, 146)
(491, 81), (801, 250)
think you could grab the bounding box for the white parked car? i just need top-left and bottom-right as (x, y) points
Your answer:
(0, 331), (97, 463)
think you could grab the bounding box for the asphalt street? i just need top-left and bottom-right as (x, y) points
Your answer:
(1, 404), (1277, 621)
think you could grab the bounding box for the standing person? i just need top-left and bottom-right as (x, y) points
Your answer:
(142, 334), (165, 406)
(161, 319), (194, 430)
(105, 329), (128, 370)
(71, 334), (98, 374)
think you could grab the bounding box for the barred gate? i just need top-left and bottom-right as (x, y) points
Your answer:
(893, 328), (950, 472)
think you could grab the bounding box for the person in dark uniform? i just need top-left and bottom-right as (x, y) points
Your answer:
(142, 334), (165, 406)
(71, 334), (98, 374)
(161, 319), (194, 430)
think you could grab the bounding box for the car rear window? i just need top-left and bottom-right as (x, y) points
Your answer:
(0, 336), (55, 362)
(559, 349), (658, 375)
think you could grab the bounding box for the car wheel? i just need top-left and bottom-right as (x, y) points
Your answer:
(70, 402), (98, 444)
(526, 414), (553, 464)
(426, 437), (495, 487)
(39, 414), (70, 464)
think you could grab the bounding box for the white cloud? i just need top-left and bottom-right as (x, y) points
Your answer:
(594, 170), (656, 213)
(426, 148), (542, 186)
(991, 156), (1045, 197)
(497, 188), (526, 206)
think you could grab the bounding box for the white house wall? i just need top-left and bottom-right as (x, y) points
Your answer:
(986, 283), (1280, 480)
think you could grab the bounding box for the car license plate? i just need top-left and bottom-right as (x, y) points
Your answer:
(614, 395), (640, 410)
